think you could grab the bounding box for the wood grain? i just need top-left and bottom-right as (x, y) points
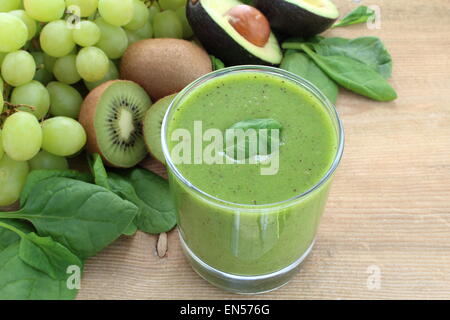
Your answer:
(3, 0), (449, 300)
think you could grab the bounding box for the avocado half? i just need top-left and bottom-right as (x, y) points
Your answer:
(187, 0), (282, 66)
(253, 0), (339, 38)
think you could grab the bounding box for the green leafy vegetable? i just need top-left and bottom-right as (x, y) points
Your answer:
(88, 154), (138, 236)
(333, 5), (375, 28)
(19, 232), (83, 281)
(225, 119), (283, 160)
(122, 221), (138, 236)
(88, 153), (110, 190)
(0, 220), (82, 281)
(210, 55), (225, 71)
(300, 44), (397, 102)
(20, 169), (92, 206)
(0, 220), (33, 251)
(281, 50), (339, 103)
(108, 170), (177, 234)
(0, 241), (77, 300)
(282, 36), (323, 49)
(311, 37), (392, 78)
(87, 155), (176, 235)
(1, 177), (138, 259)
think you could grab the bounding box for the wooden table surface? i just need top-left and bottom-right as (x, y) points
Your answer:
(75, 0), (450, 299)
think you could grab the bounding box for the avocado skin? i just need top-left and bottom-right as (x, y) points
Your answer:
(253, 0), (337, 38)
(187, 0), (279, 66)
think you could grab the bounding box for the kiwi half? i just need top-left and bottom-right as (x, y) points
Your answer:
(143, 93), (177, 164)
(79, 80), (152, 168)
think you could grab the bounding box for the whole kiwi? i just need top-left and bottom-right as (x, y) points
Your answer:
(120, 38), (212, 101)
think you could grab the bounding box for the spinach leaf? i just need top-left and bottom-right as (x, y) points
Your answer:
(87, 154), (138, 235)
(282, 36), (324, 49)
(0, 220), (82, 280)
(122, 221), (138, 236)
(0, 242), (77, 300)
(281, 50), (339, 103)
(87, 155), (133, 235)
(225, 119), (282, 160)
(87, 153), (110, 190)
(300, 44), (397, 102)
(107, 173), (140, 235)
(88, 155), (176, 235)
(1, 177), (138, 259)
(19, 232), (83, 280)
(20, 169), (92, 206)
(311, 37), (392, 78)
(229, 119), (282, 131)
(210, 55), (225, 71)
(333, 5), (375, 28)
(0, 219), (33, 251)
(108, 170), (177, 234)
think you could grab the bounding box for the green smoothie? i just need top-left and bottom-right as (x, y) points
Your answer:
(166, 69), (341, 276)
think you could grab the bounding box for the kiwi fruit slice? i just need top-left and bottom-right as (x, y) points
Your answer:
(143, 93), (177, 164)
(79, 80), (152, 168)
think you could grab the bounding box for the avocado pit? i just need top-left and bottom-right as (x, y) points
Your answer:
(225, 5), (270, 48)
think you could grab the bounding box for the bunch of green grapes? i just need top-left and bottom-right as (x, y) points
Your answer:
(0, 0), (196, 207)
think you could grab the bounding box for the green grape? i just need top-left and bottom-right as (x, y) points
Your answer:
(0, 77), (4, 114)
(159, 0), (185, 11)
(148, 3), (160, 21)
(40, 20), (76, 58)
(153, 10), (183, 39)
(0, 0), (22, 12)
(29, 150), (69, 170)
(84, 59), (118, 91)
(134, 20), (153, 39)
(2, 111), (42, 161)
(98, 0), (133, 27)
(0, 154), (29, 206)
(0, 13), (28, 53)
(76, 46), (109, 82)
(0, 52), (7, 66)
(47, 81), (83, 119)
(9, 10), (37, 40)
(151, 1), (160, 11)
(95, 18), (128, 59)
(65, 0), (99, 17)
(53, 54), (81, 84)
(125, 0), (150, 31)
(41, 117), (87, 157)
(176, 6), (193, 39)
(125, 29), (141, 45)
(11, 80), (50, 119)
(1, 50), (36, 87)
(0, 90), (3, 116)
(73, 20), (101, 47)
(31, 51), (54, 85)
(24, 0), (65, 22)
(43, 53), (56, 72)
(0, 129), (4, 160)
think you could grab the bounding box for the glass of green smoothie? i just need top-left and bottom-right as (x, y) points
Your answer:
(162, 65), (344, 294)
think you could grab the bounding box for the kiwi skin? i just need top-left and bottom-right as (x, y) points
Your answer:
(120, 39), (212, 101)
(143, 93), (178, 164)
(79, 80), (149, 168)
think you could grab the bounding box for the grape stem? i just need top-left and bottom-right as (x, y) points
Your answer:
(3, 101), (36, 111)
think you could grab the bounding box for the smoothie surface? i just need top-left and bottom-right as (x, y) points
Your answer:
(167, 71), (338, 205)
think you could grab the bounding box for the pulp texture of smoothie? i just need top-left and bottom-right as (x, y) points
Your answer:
(166, 69), (340, 276)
